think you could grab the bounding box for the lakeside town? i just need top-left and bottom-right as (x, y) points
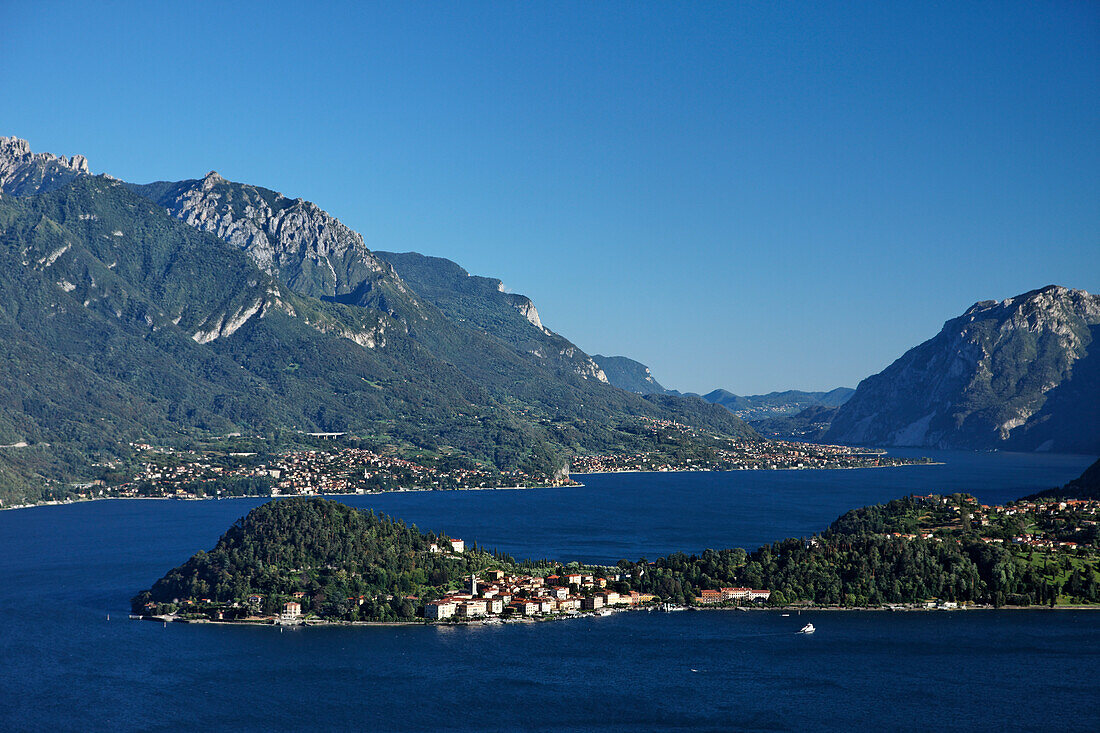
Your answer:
(14, 418), (935, 507)
(136, 492), (1100, 629)
(572, 418), (931, 473)
(59, 440), (560, 505)
(140, 556), (776, 626)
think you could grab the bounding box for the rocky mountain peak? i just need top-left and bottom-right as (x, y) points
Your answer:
(826, 285), (1100, 453)
(125, 173), (434, 328)
(0, 136), (91, 195)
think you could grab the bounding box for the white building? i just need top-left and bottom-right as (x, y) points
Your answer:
(424, 600), (457, 620)
(457, 599), (487, 617)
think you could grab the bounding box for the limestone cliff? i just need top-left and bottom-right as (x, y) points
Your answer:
(131, 173), (423, 324)
(0, 136), (91, 196)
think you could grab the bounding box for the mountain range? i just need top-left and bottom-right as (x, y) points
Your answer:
(0, 136), (753, 503)
(699, 387), (855, 420)
(590, 289), (1099, 453)
(1, 136), (1095, 502)
(588, 352), (855, 424)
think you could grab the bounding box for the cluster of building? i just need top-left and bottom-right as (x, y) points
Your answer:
(572, 427), (918, 473)
(696, 587), (772, 604)
(895, 495), (1099, 551)
(100, 444), (537, 499)
(423, 571), (659, 621)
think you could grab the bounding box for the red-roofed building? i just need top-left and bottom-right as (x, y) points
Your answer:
(698, 589), (722, 604)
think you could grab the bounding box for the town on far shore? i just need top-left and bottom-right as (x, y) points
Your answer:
(571, 417), (933, 473)
(36, 417), (933, 508)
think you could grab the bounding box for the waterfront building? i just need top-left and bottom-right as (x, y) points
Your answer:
(698, 590), (722, 604)
(582, 595), (605, 610)
(457, 599), (487, 617)
(425, 600), (457, 620)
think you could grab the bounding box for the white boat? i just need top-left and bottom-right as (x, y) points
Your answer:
(799, 623), (815, 634)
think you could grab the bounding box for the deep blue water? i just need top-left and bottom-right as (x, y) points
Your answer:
(1, 449), (1098, 732)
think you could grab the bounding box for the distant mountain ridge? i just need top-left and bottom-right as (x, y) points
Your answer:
(701, 388), (855, 421)
(589, 354), (855, 421)
(825, 286), (1100, 453)
(749, 404), (840, 441)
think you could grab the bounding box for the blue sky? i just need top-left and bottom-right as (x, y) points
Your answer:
(4, 2), (1098, 394)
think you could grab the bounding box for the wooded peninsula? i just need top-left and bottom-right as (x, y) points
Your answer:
(133, 460), (1100, 624)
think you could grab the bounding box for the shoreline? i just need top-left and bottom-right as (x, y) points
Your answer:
(572, 462), (945, 477)
(0, 482), (582, 514)
(139, 602), (1100, 630)
(0, 460), (948, 514)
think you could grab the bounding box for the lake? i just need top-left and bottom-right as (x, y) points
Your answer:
(1, 449), (1097, 731)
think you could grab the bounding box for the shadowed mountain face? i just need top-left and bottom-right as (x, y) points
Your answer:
(0, 137), (754, 502)
(826, 286), (1100, 454)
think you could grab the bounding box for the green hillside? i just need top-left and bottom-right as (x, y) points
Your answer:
(132, 497), (504, 620)
(0, 168), (754, 504)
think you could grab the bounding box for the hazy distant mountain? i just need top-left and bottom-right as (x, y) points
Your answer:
(0, 137), (755, 502)
(750, 405), (840, 441)
(590, 352), (855, 417)
(826, 286), (1100, 453)
(702, 388), (855, 421)
(590, 355), (669, 395)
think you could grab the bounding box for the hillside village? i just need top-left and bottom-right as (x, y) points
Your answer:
(73, 442), (552, 503)
(887, 494), (1100, 551)
(143, 557), (775, 625)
